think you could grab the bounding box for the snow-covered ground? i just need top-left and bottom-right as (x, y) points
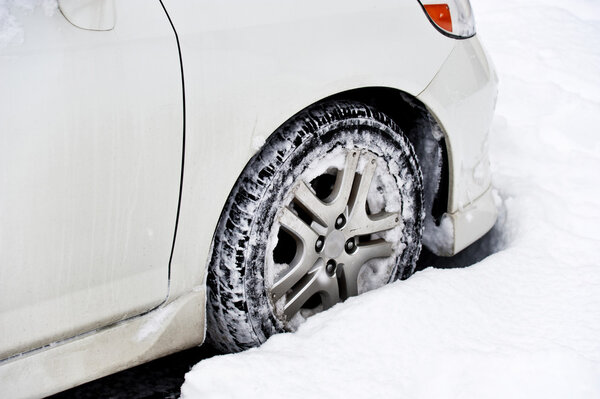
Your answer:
(182, 0), (600, 397)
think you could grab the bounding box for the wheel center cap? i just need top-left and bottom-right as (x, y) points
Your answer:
(323, 230), (345, 259)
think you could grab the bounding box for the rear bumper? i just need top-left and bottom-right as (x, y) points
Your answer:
(418, 35), (499, 255)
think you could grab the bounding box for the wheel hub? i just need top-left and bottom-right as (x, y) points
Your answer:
(322, 230), (345, 259)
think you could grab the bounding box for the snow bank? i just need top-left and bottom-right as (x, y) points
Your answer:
(182, 0), (600, 397)
(0, 0), (56, 48)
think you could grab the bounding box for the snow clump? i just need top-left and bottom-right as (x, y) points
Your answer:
(0, 0), (56, 48)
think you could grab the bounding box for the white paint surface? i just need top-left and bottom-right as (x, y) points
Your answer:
(0, 1), (181, 358)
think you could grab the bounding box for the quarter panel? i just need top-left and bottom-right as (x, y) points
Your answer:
(161, 0), (455, 296)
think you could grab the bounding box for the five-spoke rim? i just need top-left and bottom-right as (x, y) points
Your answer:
(269, 149), (402, 322)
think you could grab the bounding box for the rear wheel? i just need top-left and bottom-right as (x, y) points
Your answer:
(207, 101), (424, 352)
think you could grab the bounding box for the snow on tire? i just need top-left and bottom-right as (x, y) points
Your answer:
(206, 101), (424, 353)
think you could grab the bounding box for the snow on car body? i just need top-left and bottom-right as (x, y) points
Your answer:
(0, 0), (497, 397)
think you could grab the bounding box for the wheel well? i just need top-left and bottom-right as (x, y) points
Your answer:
(323, 87), (449, 223)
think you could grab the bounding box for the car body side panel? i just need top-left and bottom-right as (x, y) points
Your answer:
(0, 2), (182, 359)
(161, 0), (456, 298)
(0, 1), (500, 395)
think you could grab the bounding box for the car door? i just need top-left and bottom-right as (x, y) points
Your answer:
(0, 0), (182, 359)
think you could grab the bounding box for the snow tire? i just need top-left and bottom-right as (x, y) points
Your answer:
(206, 101), (424, 353)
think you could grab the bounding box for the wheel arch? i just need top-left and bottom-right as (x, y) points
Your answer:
(321, 87), (450, 224)
(246, 86), (451, 226)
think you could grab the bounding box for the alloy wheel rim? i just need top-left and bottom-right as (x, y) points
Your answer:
(268, 149), (403, 323)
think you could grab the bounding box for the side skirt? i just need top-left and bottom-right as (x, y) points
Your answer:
(0, 289), (205, 399)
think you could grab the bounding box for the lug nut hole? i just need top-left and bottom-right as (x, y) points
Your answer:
(335, 214), (346, 229)
(325, 259), (337, 276)
(345, 238), (356, 253)
(315, 236), (325, 252)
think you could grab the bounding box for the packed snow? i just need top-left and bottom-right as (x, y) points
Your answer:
(182, 0), (600, 397)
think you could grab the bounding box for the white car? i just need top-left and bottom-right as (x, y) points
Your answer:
(0, 0), (497, 397)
